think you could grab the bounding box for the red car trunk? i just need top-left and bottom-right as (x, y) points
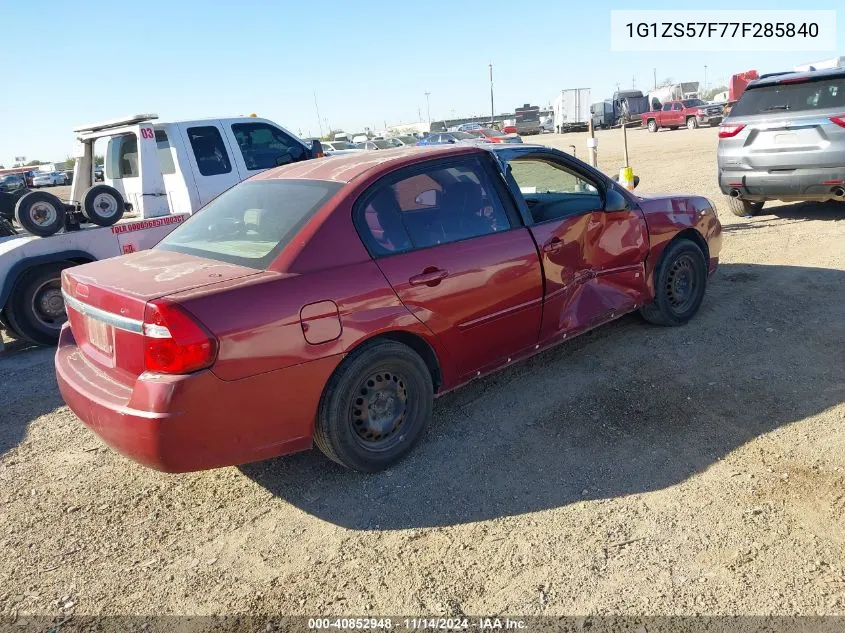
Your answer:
(62, 249), (260, 383)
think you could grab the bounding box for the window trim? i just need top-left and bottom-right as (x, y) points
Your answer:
(352, 154), (521, 260)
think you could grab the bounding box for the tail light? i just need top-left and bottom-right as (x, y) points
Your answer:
(718, 123), (746, 138)
(830, 116), (845, 128)
(143, 300), (217, 374)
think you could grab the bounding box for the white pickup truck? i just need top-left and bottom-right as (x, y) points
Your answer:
(0, 113), (322, 347)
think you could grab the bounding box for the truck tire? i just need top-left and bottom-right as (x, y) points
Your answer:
(83, 185), (125, 227)
(14, 191), (66, 237)
(4, 262), (73, 346)
(726, 196), (764, 218)
(647, 119), (658, 133)
(686, 117), (699, 129)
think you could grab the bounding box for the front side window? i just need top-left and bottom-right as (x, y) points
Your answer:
(231, 122), (306, 170)
(187, 126), (232, 176)
(157, 179), (341, 269)
(508, 157), (601, 223)
(673, 103), (683, 111)
(357, 159), (510, 256)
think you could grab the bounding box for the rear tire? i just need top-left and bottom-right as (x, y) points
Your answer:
(314, 340), (433, 472)
(83, 185), (125, 226)
(726, 196), (764, 218)
(640, 239), (708, 327)
(4, 263), (73, 346)
(14, 191), (66, 236)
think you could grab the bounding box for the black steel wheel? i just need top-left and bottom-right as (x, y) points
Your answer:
(640, 239), (708, 326)
(314, 340), (433, 472)
(4, 262), (73, 345)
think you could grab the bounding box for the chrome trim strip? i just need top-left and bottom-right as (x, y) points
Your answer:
(62, 291), (143, 333)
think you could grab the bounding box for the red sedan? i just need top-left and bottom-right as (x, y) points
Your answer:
(56, 144), (722, 473)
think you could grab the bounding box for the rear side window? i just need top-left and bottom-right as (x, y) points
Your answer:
(187, 126), (232, 176)
(157, 179), (342, 269)
(231, 122), (306, 171)
(731, 77), (845, 116)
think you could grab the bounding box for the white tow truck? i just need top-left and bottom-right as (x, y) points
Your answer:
(0, 113), (322, 347)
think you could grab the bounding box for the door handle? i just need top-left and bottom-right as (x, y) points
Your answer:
(409, 268), (448, 287)
(542, 237), (562, 254)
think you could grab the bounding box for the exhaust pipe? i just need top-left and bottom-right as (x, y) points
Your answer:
(729, 188), (741, 198)
(832, 186), (845, 199)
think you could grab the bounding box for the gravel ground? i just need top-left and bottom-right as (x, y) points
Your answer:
(2, 126), (845, 617)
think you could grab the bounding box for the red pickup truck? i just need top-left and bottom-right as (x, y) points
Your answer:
(642, 99), (724, 132)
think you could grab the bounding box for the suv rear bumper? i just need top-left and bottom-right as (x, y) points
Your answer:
(719, 168), (845, 201)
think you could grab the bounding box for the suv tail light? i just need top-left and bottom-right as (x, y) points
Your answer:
(830, 116), (845, 128)
(143, 300), (217, 374)
(718, 123), (746, 138)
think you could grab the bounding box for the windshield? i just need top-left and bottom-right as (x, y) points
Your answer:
(481, 128), (505, 137)
(157, 180), (342, 269)
(682, 99), (705, 107)
(452, 132), (476, 140)
(730, 77), (845, 116)
(396, 136), (417, 144)
(373, 140), (394, 149)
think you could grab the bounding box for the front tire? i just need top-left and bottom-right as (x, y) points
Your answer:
(640, 239), (708, 327)
(726, 196), (764, 218)
(686, 117), (699, 130)
(647, 119), (658, 133)
(314, 340), (433, 472)
(4, 263), (73, 345)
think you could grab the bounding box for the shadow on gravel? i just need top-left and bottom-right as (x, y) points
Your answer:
(246, 262), (845, 529)
(723, 200), (845, 232)
(0, 344), (63, 457)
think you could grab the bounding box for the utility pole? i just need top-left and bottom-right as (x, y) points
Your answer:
(616, 82), (621, 92)
(632, 75), (636, 89)
(313, 91), (323, 137)
(489, 62), (495, 125)
(653, 68), (657, 89)
(424, 92), (431, 126)
(704, 65), (708, 94)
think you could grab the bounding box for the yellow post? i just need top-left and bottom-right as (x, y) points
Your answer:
(619, 166), (635, 191)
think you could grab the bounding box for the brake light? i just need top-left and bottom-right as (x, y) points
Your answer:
(830, 116), (845, 128)
(143, 300), (217, 374)
(718, 123), (746, 138)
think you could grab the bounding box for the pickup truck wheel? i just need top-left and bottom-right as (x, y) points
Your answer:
(14, 191), (66, 236)
(726, 196), (764, 217)
(83, 185), (125, 226)
(640, 239), (708, 327)
(647, 119), (658, 133)
(314, 340), (433, 473)
(686, 117), (699, 130)
(4, 262), (73, 346)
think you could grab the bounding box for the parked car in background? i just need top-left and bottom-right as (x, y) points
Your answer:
(94, 165), (105, 181)
(63, 169), (74, 185)
(717, 67), (845, 217)
(643, 99), (724, 132)
(417, 131), (484, 145)
(323, 141), (365, 155)
(0, 174), (27, 193)
(32, 171), (68, 187)
(55, 143), (721, 474)
(468, 128), (523, 143)
(513, 104), (542, 135)
(352, 135), (369, 144)
(455, 122), (483, 132)
(386, 136), (420, 147)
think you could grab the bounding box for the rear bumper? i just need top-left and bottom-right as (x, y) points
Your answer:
(719, 167), (845, 200)
(54, 324), (341, 473)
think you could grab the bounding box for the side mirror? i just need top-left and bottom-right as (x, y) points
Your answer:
(310, 140), (324, 158)
(604, 188), (629, 212)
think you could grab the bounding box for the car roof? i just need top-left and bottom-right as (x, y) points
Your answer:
(750, 66), (845, 88)
(254, 145), (494, 184)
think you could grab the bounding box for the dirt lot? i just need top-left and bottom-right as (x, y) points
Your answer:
(2, 126), (845, 618)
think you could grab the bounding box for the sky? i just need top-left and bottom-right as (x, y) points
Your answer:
(0, 0), (842, 167)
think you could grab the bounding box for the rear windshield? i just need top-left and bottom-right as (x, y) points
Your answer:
(157, 179), (342, 269)
(730, 77), (845, 116)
